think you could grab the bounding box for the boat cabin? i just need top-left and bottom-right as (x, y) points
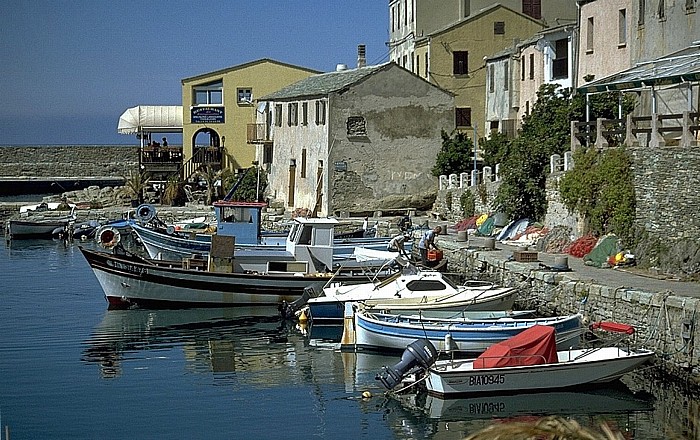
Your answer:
(213, 201), (267, 245)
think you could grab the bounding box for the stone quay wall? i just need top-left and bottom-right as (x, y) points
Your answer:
(0, 145), (138, 178)
(441, 241), (700, 383)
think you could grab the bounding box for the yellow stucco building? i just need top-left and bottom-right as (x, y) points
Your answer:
(414, 5), (545, 139)
(181, 59), (320, 179)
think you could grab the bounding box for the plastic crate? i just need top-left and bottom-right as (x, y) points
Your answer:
(427, 249), (444, 262)
(513, 250), (538, 263)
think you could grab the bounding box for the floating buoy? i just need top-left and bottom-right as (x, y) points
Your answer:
(362, 391), (372, 399)
(298, 309), (308, 323)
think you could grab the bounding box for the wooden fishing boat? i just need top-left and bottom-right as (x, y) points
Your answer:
(342, 305), (582, 354)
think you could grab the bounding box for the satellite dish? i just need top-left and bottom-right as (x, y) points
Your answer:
(96, 226), (121, 249)
(135, 204), (156, 223)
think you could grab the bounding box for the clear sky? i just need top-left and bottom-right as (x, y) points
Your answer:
(0, 1), (389, 145)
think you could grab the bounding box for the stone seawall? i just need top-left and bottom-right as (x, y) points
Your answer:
(0, 145), (138, 178)
(439, 237), (700, 386)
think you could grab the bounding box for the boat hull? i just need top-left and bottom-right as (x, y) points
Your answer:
(7, 218), (72, 238)
(425, 346), (655, 396)
(351, 311), (582, 354)
(80, 246), (380, 308)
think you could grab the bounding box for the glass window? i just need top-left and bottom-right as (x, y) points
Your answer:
(406, 280), (447, 291)
(237, 88), (253, 103)
(193, 80), (223, 105)
(453, 51), (469, 75)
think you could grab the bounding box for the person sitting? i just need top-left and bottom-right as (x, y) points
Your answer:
(418, 226), (442, 266)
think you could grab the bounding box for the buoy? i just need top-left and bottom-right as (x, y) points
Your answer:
(298, 309), (308, 323)
(362, 391), (372, 399)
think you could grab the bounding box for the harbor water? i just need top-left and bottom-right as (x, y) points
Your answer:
(0, 238), (695, 439)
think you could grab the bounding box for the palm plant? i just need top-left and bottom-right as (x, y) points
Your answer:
(120, 170), (150, 205)
(195, 165), (222, 205)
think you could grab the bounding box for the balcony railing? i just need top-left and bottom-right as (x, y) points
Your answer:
(571, 111), (700, 150)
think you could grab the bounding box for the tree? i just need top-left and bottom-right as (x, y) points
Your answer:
(431, 130), (474, 177)
(120, 170), (150, 205)
(196, 165), (222, 205)
(221, 166), (268, 202)
(480, 131), (511, 169)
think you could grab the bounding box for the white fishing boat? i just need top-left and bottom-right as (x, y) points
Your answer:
(423, 325), (655, 396)
(129, 202), (397, 261)
(342, 304), (583, 354)
(375, 324), (654, 397)
(81, 217), (399, 309)
(307, 269), (517, 322)
(6, 201), (77, 239)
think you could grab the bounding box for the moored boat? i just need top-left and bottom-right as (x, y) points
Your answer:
(307, 269), (517, 322)
(376, 324), (654, 398)
(342, 305), (583, 354)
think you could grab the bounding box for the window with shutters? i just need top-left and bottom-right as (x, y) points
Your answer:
(494, 21), (505, 35)
(456, 108), (471, 127)
(522, 0), (541, 19)
(453, 51), (469, 75)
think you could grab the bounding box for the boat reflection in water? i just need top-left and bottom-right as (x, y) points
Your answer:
(82, 306), (301, 379)
(381, 384), (655, 438)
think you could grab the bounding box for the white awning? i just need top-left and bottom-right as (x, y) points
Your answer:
(117, 105), (183, 135)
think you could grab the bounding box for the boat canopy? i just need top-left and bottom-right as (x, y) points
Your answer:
(117, 105), (183, 135)
(473, 325), (558, 369)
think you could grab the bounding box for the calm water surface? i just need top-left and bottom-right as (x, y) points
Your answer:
(0, 239), (692, 439)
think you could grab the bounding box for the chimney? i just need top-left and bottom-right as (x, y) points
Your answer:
(357, 44), (366, 68)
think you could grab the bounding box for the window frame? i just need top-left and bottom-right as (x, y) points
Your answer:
(453, 51), (469, 75)
(455, 107), (471, 127)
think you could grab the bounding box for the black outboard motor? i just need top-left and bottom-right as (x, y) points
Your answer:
(376, 339), (438, 390)
(279, 286), (317, 319)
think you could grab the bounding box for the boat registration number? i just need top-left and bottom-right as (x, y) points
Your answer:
(468, 374), (505, 386)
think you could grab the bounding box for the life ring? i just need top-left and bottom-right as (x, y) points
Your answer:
(135, 204), (157, 223)
(96, 226), (121, 249)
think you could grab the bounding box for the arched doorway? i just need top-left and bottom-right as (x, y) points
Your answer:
(192, 128), (221, 164)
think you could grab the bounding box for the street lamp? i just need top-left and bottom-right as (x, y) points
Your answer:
(252, 160), (260, 201)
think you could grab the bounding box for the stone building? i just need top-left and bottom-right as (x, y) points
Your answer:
(253, 61), (455, 217)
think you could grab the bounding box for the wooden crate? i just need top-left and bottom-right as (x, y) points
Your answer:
(513, 250), (538, 263)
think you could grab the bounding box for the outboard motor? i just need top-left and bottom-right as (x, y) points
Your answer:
(279, 286), (317, 320)
(376, 338), (438, 390)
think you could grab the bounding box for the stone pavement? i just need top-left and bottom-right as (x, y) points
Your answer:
(438, 230), (700, 299)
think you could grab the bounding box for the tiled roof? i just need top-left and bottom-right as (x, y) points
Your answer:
(259, 63), (391, 101)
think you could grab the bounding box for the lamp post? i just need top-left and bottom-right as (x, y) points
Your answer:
(252, 160), (260, 201)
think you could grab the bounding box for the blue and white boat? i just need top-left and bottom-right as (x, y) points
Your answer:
(128, 202), (401, 261)
(341, 304), (583, 354)
(307, 270), (517, 322)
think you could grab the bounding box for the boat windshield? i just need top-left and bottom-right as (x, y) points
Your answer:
(441, 274), (459, 289)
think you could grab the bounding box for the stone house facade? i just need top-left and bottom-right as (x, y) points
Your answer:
(255, 62), (455, 217)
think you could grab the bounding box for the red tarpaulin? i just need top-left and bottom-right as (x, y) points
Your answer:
(473, 325), (558, 369)
(590, 321), (635, 335)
